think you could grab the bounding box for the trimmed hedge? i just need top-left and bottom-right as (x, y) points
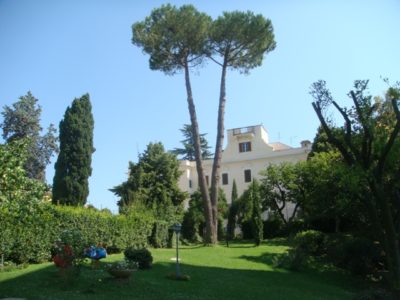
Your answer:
(0, 202), (154, 264)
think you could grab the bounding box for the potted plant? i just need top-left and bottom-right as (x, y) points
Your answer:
(51, 229), (87, 281)
(106, 260), (138, 279)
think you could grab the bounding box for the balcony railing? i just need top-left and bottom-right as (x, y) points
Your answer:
(232, 126), (256, 136)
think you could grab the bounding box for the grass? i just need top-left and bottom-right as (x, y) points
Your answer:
(0, 240), (361, 300)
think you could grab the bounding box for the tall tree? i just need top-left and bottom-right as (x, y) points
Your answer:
(250, 180), (263, 246)
(52, 94), (94, 206)
(132, 4), (216, 243)
(111, 142), (186, 211)
(226, 179), (238, 242)
(237, 179), (263, 245)
(172, 124), (212, 160)
(1, 91), (58, 181)
(111, 142), (186, 247)
(311, 80), (400, 294)
(208, 11), (276, 241)
(260, 162), (302, 225)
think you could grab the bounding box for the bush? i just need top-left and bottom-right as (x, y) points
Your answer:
(280, 219), (306, 237)
(263, 218), (284, 239)
(124, 247), (153, 270)
(150, 221), (170, 248)
(0, 202), (154, 265)
(273, 248), (307, 271)
(240, 221), (253, 239)
(337, 236), (381, 277)
(293, 230), (326, 256)
(353, 288), (394, 300)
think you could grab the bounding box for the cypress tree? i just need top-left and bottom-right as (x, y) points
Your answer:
(250, 180), (263, 246)
(226, 180), (238, 243)
(52, 94), (94, 206)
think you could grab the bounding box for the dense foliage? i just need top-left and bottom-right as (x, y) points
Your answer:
(172, 124), (212, 160)
(311, 80), (400, 293)
(0, 139), (48, 263)
(0, 91), (58, 181)
(234, 180), (263, 245)
(226, 179), (238, 242)
(181, 188), (228, 243)
(0, 202), (153, 264)
(111, 142), (186, 248)
(52, 94), (95, 206)
(124, 247), (153, 269)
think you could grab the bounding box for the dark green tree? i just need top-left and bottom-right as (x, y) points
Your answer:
(111, 142), (186, 248)
(111, 142), (186, 211)
(311, 80), (400, 294)
(172, 124), (212, 160)
(181, 188), (228, 243)
(260, 162), (304, 225)
(208, 11), (276, 243)
(237, 180), (263, 245)
(307, 126), (337, 159)
(250, 180), (263, 246)
(1, 91), (58, 181)
(226, 179), (238, 242)
(52, 94), (95, 206)
(132, 4), (215, 243)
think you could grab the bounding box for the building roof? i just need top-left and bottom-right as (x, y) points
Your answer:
(268, 142), (292, 151)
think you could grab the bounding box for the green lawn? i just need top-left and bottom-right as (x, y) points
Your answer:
(0, 240), (360, 300)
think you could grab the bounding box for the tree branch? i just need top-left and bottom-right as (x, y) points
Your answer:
(350, 91), (373, 168)
(331, 100), (360, 159)
(312, 102), (355, 165)
(376, 97), (400, 178)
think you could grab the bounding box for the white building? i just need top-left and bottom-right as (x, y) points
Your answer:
(178, 125), (311, 205)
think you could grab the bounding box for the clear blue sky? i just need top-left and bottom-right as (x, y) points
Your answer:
(0, 0), (399, 212)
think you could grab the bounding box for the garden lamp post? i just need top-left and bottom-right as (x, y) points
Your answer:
(172, 223), (181, 278)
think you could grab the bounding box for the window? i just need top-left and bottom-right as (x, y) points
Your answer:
(222, 173), (229, 185)
(189, 179), (192, 189)
(244, 169), (252, 183)
(239, 142), (252, 153)
(205, 175), (209, 186)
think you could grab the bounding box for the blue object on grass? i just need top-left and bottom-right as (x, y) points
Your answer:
(84, 246), (107, 260)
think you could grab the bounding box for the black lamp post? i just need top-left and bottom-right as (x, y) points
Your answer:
(172, 223), (182, 278)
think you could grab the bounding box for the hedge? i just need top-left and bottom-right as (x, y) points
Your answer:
(0, 202), (154, 264)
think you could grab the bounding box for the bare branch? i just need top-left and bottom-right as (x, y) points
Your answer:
(312, 101), (355, 165)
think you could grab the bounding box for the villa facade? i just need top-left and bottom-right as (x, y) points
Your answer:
(178, 125), (311, 208)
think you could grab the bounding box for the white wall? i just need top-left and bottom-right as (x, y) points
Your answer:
(179, 125), (311, 213)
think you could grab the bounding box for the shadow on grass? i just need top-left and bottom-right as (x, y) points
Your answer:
(238, 250), (364, 293)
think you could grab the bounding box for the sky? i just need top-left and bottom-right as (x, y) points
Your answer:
(0, 0), (399, 213)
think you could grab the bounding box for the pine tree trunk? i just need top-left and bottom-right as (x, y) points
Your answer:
(210, 62), (228, 245)
(184, 62), (215, 244)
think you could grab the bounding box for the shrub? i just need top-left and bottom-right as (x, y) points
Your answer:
(150, 221), (170, 248)
(263, 218), (284, 239)
(293, 230), (326, 256)
(280, 219), (306, 237)
(124, 247), (153, 269)
(240, 221), (253, 239)
(273, 248), (307, 271)
(353, 288), (394, 300)
(338, 237), (381, 277)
